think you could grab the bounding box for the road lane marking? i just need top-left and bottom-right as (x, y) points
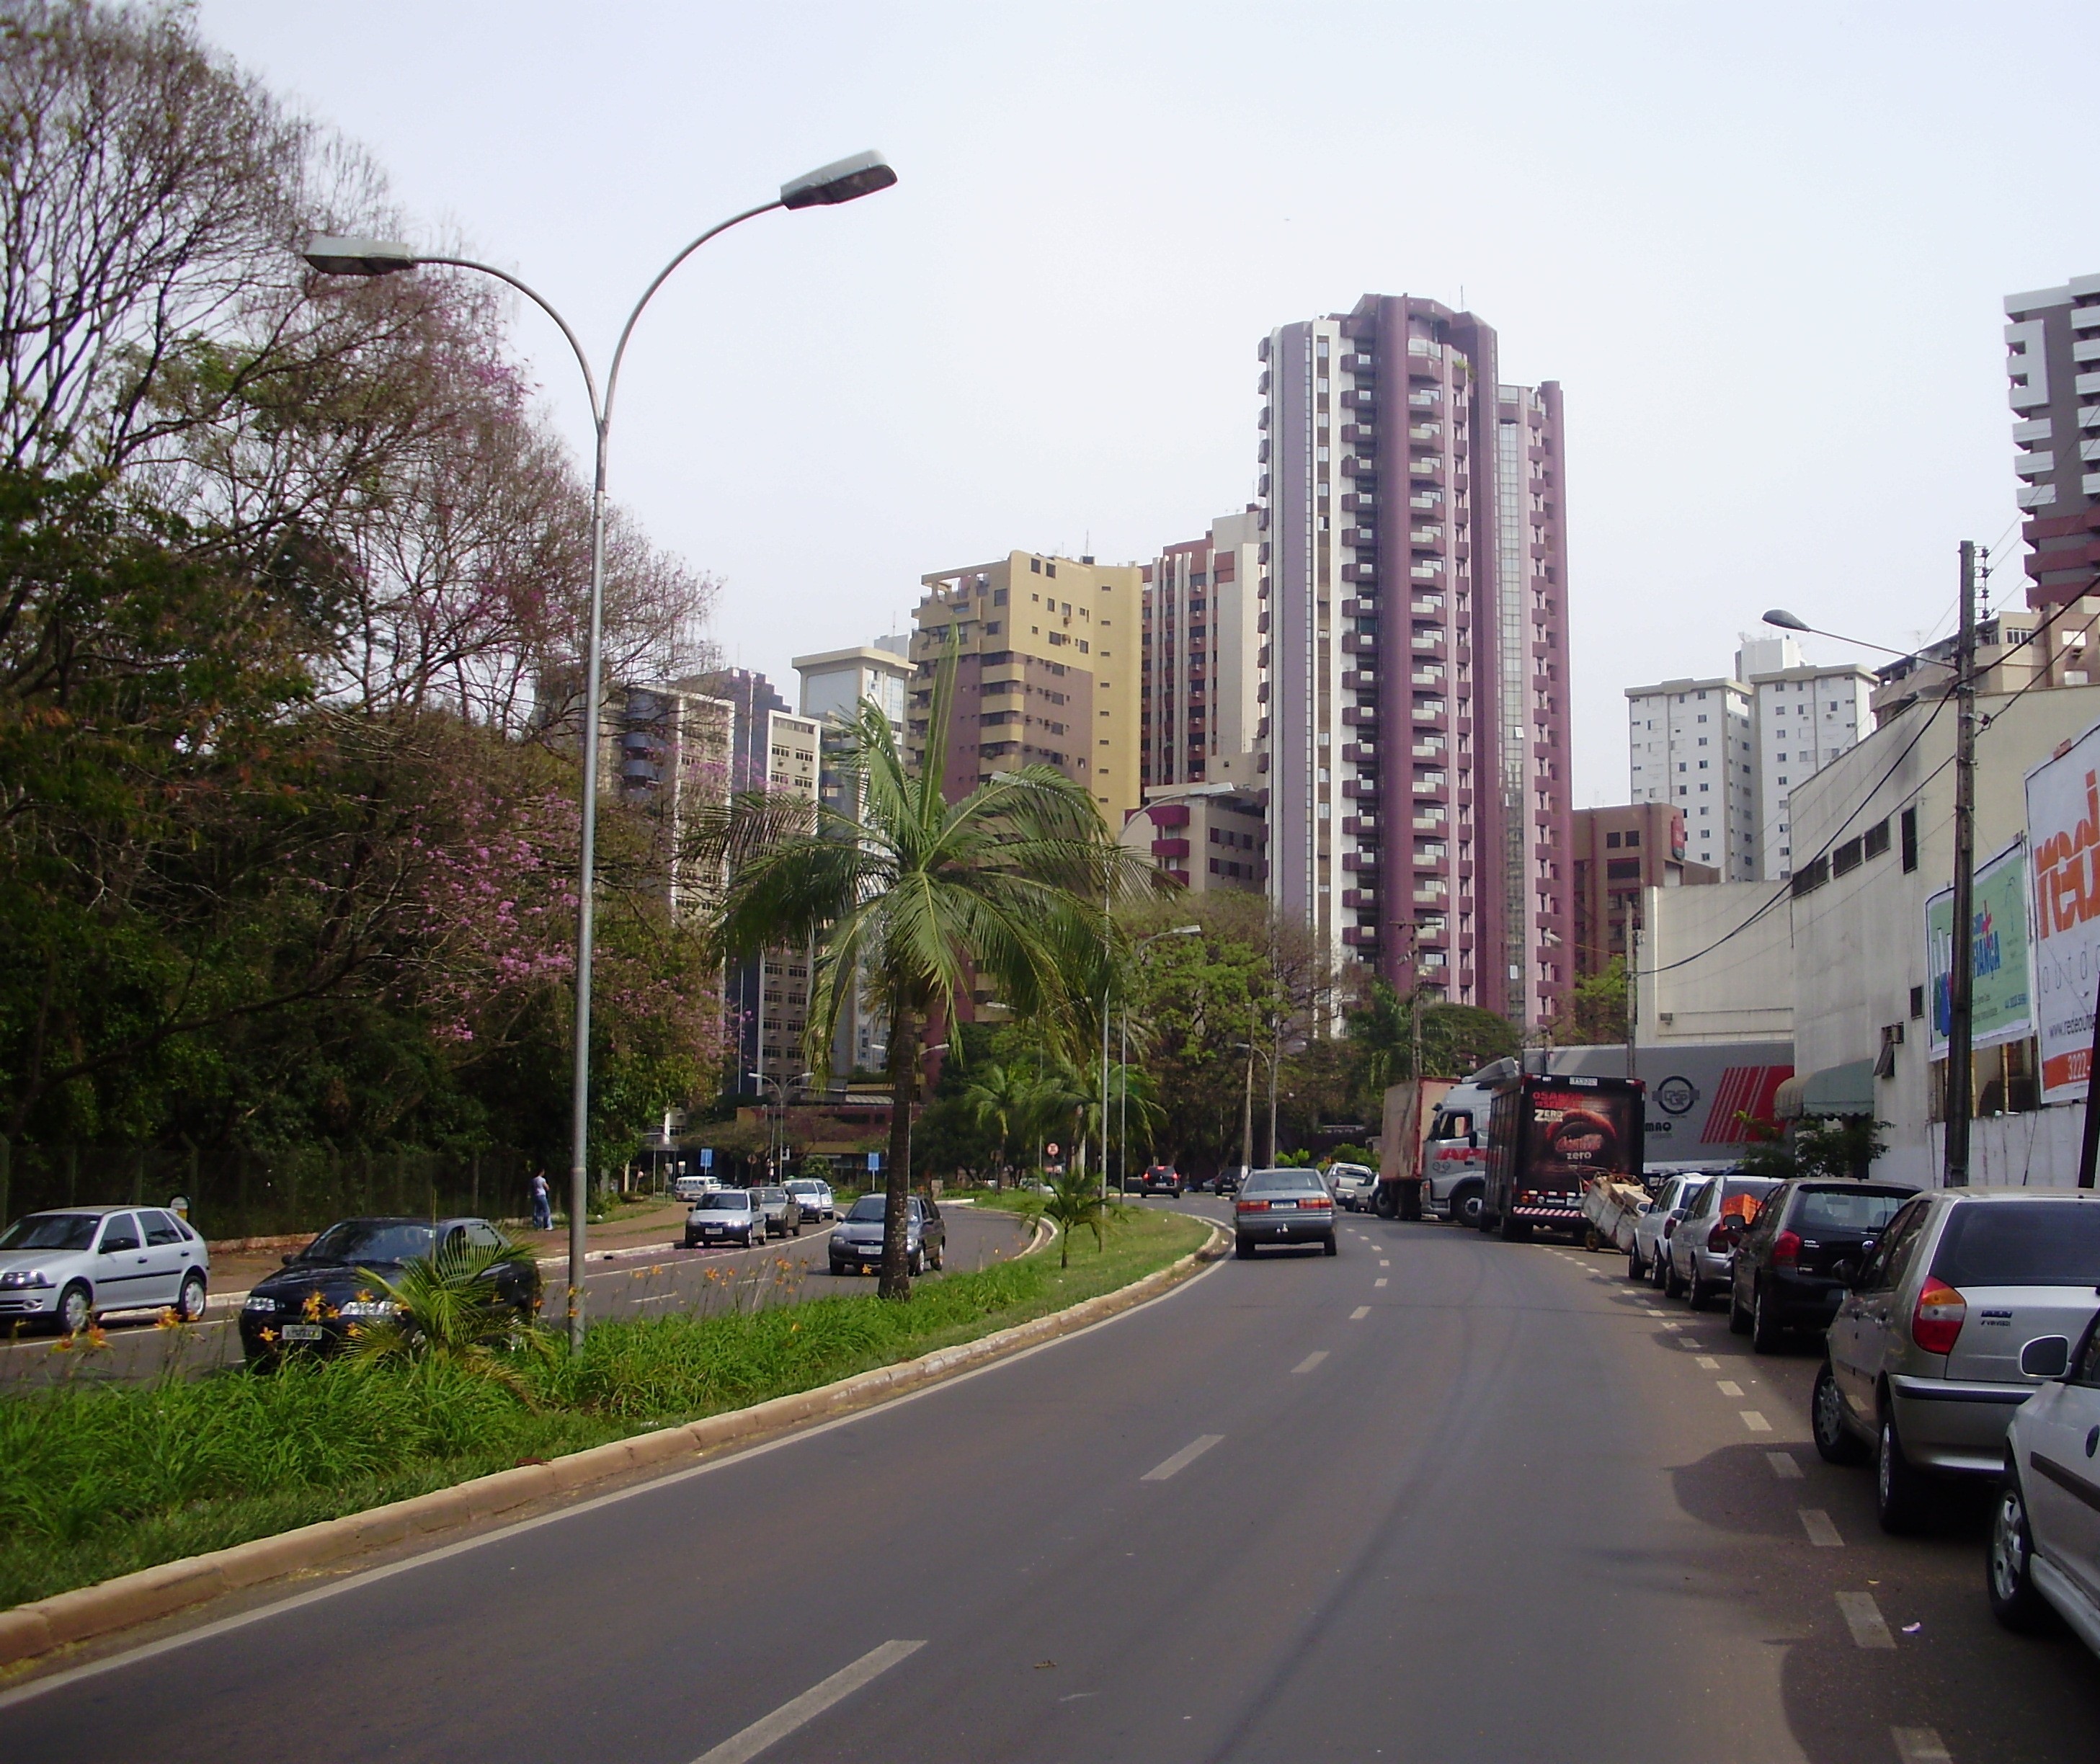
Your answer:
(1659, 1321), (1679, 1331)
(1374, 1278), (1389, 1288)
(1717, 1379), (1745, 1397)
(1292, 1351), (1329, 1373)
(1740, 1411), (1771, 1433)
(1379, 1258), (1390, 1267)
(1351, 1306), (1370, 1319)
(1142, 1435), (1224, 1482)
(1892, 1728), (1952, 1764)
(1836, 1590), (1897, 1649)
(1695, 1355), (1720, 1368)
(1766, 1451), (1803, 1479)
(691, 1639), (925, 1763)
(1799, 1509), (1843, 1547)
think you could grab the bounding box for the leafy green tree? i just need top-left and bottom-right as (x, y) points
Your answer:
(1552, 958), (1629, 1046)
(707, 647), (1147, 1297)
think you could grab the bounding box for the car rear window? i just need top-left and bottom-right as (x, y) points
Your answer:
(1931, 1202), (2100, 1288)
(1717, 1177), (1779, 1223)
(1245, 1171), (1327, 1195)
(1794, 1188), (1910, 1234)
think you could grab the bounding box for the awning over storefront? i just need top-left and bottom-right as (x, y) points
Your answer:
(1773, 1059), (1877, 1120)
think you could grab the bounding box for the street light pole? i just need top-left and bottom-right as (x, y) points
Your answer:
(304, 152), (896, 1348)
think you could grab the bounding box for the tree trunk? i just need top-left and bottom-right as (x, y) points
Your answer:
(880, 1000), (921, 1300)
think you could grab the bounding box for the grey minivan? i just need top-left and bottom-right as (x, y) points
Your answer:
(1814, 1189), (2100, 1532)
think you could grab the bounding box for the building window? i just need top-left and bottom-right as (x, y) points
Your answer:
(1900, 805), (1918, 872)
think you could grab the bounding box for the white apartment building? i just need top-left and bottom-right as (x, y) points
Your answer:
(1624, 677), (1757, 879)
(1741, 635), (1874, 881)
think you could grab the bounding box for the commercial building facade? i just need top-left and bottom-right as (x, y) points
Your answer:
(2006, 272), (2100, 608)
(1141, 509), (1263, 790)
(1569, 803), (1714, 980)
(1258, 294), (1572, 1026)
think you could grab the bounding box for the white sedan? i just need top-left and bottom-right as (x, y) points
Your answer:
(0, 1206), (211, 1334)
(1988, 1310), (2100, 1657)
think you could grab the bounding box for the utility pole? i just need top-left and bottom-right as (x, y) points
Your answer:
(1240, 1041), (1255, 1179)
(1945, 540), (1978, 1188)
(1267, 1007), (1281, 1166)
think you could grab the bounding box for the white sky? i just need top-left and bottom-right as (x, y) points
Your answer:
(199, 0), (2099, 804)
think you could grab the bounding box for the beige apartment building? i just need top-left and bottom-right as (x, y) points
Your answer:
(907, 551), (1144, 826)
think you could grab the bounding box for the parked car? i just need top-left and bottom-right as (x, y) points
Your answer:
(239, 1216), (537, 1363)
(756, 1186), (804, 1237)
(1329, 1164), (1379, 1211)
(1988, 1307), (2100, 1656)
(785, 1177), (835, 1221)
(1131, 1163), (1183, 1198)
(829, 1193), (946, 1275)
(1815, 1189), (2100, 1533)
(1628, 1173), (1709, 1285)
(685, 1188), (768, 1250)
(1665, 1172), (1781, 1308)
(1233, 1169), (1338, 1258)
(1728, 1178), (1916, 1350)
(0, 1206), (210, 1335)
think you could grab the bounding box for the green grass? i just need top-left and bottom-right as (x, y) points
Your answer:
(0, 1208), (1209, 1611)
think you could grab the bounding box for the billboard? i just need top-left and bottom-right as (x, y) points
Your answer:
(2025, 722), (2100, 1101)
(1924, 837), (2034, 1059)
(1523, 1083), (1644, 1183)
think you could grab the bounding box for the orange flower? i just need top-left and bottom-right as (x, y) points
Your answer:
(154, 1307), (182, 1329)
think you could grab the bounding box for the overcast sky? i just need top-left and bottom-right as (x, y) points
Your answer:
(199, 0), (2098, 803)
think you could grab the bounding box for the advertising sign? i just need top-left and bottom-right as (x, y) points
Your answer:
(1924, 837), (2033, 1058)
(1524, 1084), (1642, 1183)
(2026, 723), (2100, 1100)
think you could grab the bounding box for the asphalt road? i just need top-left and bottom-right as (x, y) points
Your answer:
(0, 1204), (1030, 1389)
(5, 1200), (2097, 1762)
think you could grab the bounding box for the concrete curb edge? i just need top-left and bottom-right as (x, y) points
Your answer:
(0, 1216), (1224, 1670)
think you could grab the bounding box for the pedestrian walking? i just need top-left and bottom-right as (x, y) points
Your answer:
(530, 1170), (553, 1231)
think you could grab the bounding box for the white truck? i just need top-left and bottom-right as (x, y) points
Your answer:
(1382, 1041), (1792, 1226)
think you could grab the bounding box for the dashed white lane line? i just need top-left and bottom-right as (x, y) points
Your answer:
(1379, 1259), (1390, 1268)
(1658, 1321), (1680, 1331)
(1766, 1451), (1804, 1479)
(1350, 1306), (1371, 1320)
(1142, 1435), (1224, 1482)
(1292, 1351), (1329, 1374)
(1799, 1509), (1843, 1548)
(1717, 1379), (1745, 1398)
(1836, 1590), (1897, 1649)
(1374, 1278), (1389, 1288)
(691, 1640), (924, 1764)
(1891, 1728), (1952, 1764)
(1740, 1411), (1772, 1433)
(1694, 1355), (1720, 1369)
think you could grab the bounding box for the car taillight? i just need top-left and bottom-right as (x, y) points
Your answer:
(1771, 1229), (1801, 1268)
(1306, 1197), (1332, 1211)
(1237, 1199), (1269, 1213)
(1707, 1220), (1735, 1251)
(1911, 1277), (1967, 1355)
(1663, 1216), (1679, 1239)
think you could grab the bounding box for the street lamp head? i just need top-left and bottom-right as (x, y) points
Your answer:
(303, 234), (418, 276)
(1762, 608), (1810, 633)
(780, 150), (897, 210)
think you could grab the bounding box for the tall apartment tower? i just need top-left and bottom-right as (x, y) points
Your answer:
(2006, 273), (2100, 608)
(1624, 675), (1757, 878)
(1738, 636), (1872, 881)
(1142, 509), (1263, 790)
(1258, 294), (1572, 1027)
(907, 551), (1143, 826)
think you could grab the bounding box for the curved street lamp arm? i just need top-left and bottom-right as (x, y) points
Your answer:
(408, 255), (604, 424)
(604, 200), (784, 431)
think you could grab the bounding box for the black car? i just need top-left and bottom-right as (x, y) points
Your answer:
(1130, 1163), (1183, 1198)
(238, 1216), (540, 1363)
(1727, 1179), (1916, 1350)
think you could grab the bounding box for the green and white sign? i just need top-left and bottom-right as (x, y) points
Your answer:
(1925, 837), (2034, 1056)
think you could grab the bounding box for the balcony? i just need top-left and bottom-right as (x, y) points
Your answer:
(1150, 838), (1190, 860)
(1342, 630), (1376, 654)
(1412, 811), (1448, 832)
(1411, 739), (1446, 759)
(1412, 883), (1449, 905)
(1342, 850), (1379, 873)
(1341, 352), (1377, 374)
(1148, 803), (1190, 827)
(1345, 562), (1378, 586)
(1411, 631), (1444, 654)
(1340, 887), (1378, 911)
(1341, 704), (1377, 727)
(1342, 814), (1379, 837)
(1342, 743), (1378, 769)
(1340, 424), (1376, 448)
(1341, 667), (1377, 690)
(1342, 925), (1380, 950)
(1342, 777), (1378, 801)
(1340, 491), (1375, 515)
(1410, 668), (1443, 687)
(1410, 701), (1446, 725)
(1342, 455), (1378, 481)
(1410, 527), (1445, 550)
(1410, 561), (1445, 582)
(1408, 458), (1444, 485)
(1410, 595), (1444, 615)
(1407, 389), (1440, 409)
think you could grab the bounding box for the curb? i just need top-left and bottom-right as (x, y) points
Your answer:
(0, 1219), (1222, 1671)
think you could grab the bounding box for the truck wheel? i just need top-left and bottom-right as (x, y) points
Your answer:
(1498, 1208), (1529, 1243)
(1398, 1180), (1423, 1222)
(1373, 1185), (1397, 1219)
(1453, 1186), (1484, 1229)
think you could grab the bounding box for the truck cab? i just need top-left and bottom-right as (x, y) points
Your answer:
(1418, 1086), (1493, 1226)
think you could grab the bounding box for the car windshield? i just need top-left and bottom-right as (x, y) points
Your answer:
(0, 1213), (99, 1252)
(786, 1182), (822, 1195)
(1245, 1171), (1327, 1195)
(1794, 1188), (1911, 1233)
(1931, 1202), (2100, 1287)
(298, 1221), (437, 1265)
(847, 1196), (888, 1221)
(760, 1188), (787, 1203)
(697, 1192), (751, 1211)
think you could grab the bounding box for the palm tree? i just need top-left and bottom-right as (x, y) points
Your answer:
(708, 643), (1151, 1296)
(960, 1060), (1080, 1188)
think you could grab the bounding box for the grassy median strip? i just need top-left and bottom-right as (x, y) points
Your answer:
(0, 1208), (1207, 1611)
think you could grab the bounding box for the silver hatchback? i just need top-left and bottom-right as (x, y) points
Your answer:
(1814, 1189), (2100, 1532)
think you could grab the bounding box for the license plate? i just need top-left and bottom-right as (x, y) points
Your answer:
(280, 1324), (325, 1342)
(1271, 1200), (1298, 1209)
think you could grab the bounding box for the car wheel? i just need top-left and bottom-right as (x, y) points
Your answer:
(684, 1233), (699, 1248)
(1234, 1239), (1255, 1260)
(1987, 1470), (2057, 1633)
(1751, 1286), (1785, 1354)
(1727, 1278), (1752, 1335)
(177, 1270), (208, 1323)
(930, 1239), (944, 1272)
(1628, 1242), (1646, 1282)
(56, 1282), (92, 1336)
(1812, 1359), (1869, 1464)
(1875, 1409), (1934, 1534)
(1686, 1265), (1709, 1311)
(1323, 1234), (1338, 1256)
(909, 1247), (924, 1277)
(1663, 1253), (1686, 1299)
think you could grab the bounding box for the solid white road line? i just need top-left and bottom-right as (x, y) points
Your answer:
(1766, 1451), (1804, 1479)
(1717, 1380), (1745, 1397)
(1142, 1435), (1224, 1482)
(1740, 1411), (1772, 1433)
(1837, 1590), (1897, 1649)
(1293, 1351), (1329, 1374)
(1374, 1278), (1389, 1288)
(690, 1639), (925, 1764)
(1799, 1509), (1844, 1548)
(1891, 1727), (1952, 1763)
(1351, 1306), (1371, 1320)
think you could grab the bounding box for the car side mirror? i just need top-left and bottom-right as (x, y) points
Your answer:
(1831, 1257), (1860, 1288)
(1466, 1132), (1478, 1149)
(282, 1253), (298, 1265)
(2021, 1335), (2071, 1379)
